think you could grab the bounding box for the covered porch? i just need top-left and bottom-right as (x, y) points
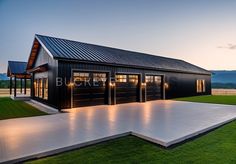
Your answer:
(7, 61), (31, 100)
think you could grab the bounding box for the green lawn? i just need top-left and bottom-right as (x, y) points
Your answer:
(175, 95), (236, 105)
(0, 97), (47, 120)
(27, 120), (236, 164)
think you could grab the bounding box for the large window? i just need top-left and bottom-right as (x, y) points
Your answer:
(34, 79), (38, 97)
(34, 78), (48, 100)
(196, 80), (206, 93)
(43, 78), (48, 100)
(116, 75), (127, 82)
(38, 79), (43, 98)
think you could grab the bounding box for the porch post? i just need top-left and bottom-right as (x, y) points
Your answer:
(31, 73), (34, 97)
(10, 77), (12, 95)
(24, 77), (27, 95)
(14, 75), (16, 97)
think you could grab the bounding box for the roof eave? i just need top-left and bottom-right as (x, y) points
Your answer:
(35, 35), (54, 59)
(54, 57), (211, 76)
(26, 35), (55, 70)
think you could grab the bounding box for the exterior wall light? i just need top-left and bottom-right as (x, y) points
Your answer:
(164, 82), (169, 89)
(142, 83), (146, 87)
(68, 82), (74, 87)
(110, 82), (116, 87)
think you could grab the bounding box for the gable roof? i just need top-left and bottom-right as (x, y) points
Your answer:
(8, 61), (27, 75)
(27, 34), (211, 75)
(7, 61), (30, 78)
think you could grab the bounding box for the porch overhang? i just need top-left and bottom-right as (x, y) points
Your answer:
(27, 63), (48, 73)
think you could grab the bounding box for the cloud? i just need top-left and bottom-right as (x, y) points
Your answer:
(218, 44), (236, 50)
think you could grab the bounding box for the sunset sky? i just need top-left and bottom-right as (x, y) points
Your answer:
(0, 0), (236, 73)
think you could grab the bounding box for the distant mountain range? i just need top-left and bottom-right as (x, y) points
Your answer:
(211, 70), (236, 88)
(1, 71), (235, 82)
(0, 73), (8, 80)
(211, 70), (236, 83)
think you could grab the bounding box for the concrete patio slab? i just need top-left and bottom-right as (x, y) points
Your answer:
(1, 100), (236, 163)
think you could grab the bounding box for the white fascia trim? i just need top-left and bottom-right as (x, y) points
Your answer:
(35, 35), (54, 59)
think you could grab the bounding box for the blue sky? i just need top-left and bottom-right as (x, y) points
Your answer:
(1, 0), (236, 73)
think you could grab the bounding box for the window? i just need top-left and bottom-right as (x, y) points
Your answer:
(116, 75), (127, 82)
(146, 76), (154, 83)
(39, 79), (43, 98)
(129, 75), (138, 83)
(146, 75), (162, 84)
(93, 73), (106, 82)
(43, 78), (48, 100)
(34, 79), (38, 97)
(154, 76), (162, 85)
(74, 72), (89, 80)
(196, 80), (206, 93)
(34, 78), (48, 100)
(74, 72), (90, 86)
(93, 73), (106, 87)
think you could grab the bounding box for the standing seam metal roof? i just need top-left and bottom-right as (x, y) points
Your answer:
(35, 34), (211, 75)
(8, 61), (28, 75)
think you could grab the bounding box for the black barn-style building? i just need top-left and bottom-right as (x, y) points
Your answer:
(26, 34), (211, 110)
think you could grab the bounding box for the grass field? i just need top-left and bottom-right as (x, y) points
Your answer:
(27, 95), (236, 164)
(0, 97), (47, 120)
(0, 88), (31, 97)
(175, 95), (236, 105)
(212, 89), (236, 95)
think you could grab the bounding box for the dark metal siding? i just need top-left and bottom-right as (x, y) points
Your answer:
(57, 60), (211, 109)
(165, 72), (211, 99)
